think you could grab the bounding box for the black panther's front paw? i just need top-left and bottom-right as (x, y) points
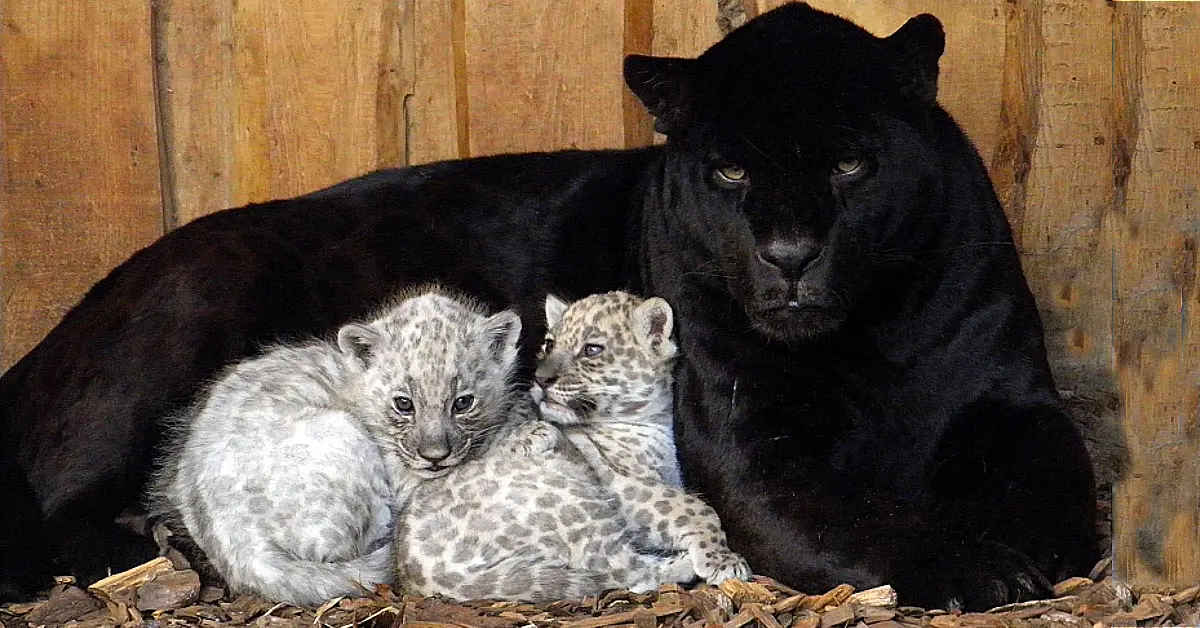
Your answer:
(0, 568), (52, 603)
(891, 541), (1053, 612)
(54, 522), (162, 587)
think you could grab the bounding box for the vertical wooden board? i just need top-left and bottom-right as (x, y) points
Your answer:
(158, 0), (406, 224)
(652, 0), (720, 59)
(772, 1), (1007, 168)
(462, 1), (627, 156)
(155, 0), (236, 226)
(1006, 3), (1115, 406)
(1112, 1), (1200, 587)
(405, 0), (465, 165)
(623, 0), (654, 148)
(0, 1), (164, 370)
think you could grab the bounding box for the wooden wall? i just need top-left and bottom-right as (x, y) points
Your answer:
(1, 0), (1197, 588)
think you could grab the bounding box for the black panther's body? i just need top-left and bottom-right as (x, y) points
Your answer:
(0, 4), (1095, 609)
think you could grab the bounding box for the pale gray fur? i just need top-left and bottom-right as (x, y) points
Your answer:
(393, 402), (696, 602)
(537, 291), (751, 585)
(149, 287), (520, 606)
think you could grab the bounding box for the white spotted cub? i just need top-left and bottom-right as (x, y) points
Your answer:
(150, 288), (522, 606)
(536, 291), (751, 585)
(394, 408), (702, 601)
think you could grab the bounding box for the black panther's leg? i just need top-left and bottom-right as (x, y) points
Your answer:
(43, 495), (161, 587)
(0, 455), (54, 602)
(893, 400), (1099, 610)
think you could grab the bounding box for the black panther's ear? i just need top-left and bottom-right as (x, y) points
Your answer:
(623, 55), (698, 135)
(885, 14), (945, 105)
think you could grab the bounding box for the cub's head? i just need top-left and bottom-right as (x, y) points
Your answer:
(535, 291), (676, 426)
(626, 3), (950, 342)
(336, 288), (522, 478)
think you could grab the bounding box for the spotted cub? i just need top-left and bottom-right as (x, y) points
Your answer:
(536, 291), (751, 585)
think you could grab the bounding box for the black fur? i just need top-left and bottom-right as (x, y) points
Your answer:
(631, 5), (1097, 609)
(0, 4), (1095, 609)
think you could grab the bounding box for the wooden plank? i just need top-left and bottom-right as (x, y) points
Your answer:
(157, 0), (407, 225)
(653, 0), (720, 60)
(0, 1), (164, 370)
(1112, 1), (1200, 587)
(154, 0), (235, 226)
(405, 0), (465, 165)
(998, 0), (1120, 473)
(462, 1), (627, 157)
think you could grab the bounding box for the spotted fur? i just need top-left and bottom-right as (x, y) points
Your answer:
(150, 287), (520, 606)
(536, 291), (751, 585)
(393, 403), (695, 601)
(392, 294), (708, 601)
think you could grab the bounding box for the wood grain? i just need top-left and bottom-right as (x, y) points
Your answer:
(157, 0), (407, 224)
(0, 1), (164, 370)
(405, 0), (464, 165)
(154, 0), (235, 227)
(462, 1), (627, 156)
(654, 0), (721, 59)
(1112, 1), (1200, 586)
(1005, 1), (1116, 409)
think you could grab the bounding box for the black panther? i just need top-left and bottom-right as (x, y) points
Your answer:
(0, 4), (1096, 609)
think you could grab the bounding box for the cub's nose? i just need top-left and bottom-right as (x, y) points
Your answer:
(757, 239), (823, 278)
(535, 375), (557, 390)
(417, 439), (451, 464)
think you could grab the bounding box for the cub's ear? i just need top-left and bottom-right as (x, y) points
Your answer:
(631, 297), (677, 359)
(337, 323), (381, 363)
(544, 294), (569, 330)
(483, 310), (523, 371)
(623, 55), (698, 135)
(886, 14), (945, 105)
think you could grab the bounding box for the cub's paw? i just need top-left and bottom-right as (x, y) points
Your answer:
(692, 546), (753, 585)
(631, 553), (696, 593)
(891, 541), (1053, 611)
(505, 421), (560, 456)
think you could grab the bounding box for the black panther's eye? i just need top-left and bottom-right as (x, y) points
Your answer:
(392, 396), (414, 414)
(833, 157), (864, 176)
(452, 394), (475, 413)
(712, 165), (749, 189)
(540, 337), (555, 357)
(581, 343), (605, 358)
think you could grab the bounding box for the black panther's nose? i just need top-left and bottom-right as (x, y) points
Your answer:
(757, 240), (823, 278)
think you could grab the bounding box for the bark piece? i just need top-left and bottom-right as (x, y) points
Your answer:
(135, 569), (202, 611)
(718, 579), (776, 606)
(848, 585), (897, 608)
(820, 604), (855, 628)
(24, 586), (101, 625)
(87, 556), (174, 607)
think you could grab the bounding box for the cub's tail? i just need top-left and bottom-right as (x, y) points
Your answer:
(236, 542), (393, 607)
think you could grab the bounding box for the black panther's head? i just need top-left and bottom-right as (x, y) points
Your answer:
(626, 3), (950, 342)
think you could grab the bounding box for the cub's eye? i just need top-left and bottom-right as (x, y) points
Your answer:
(712, 165), (749, 189)
(452, 394), (475, 413)
(833, 157), (864, 176)
(392, 396), (414, 414)
(581, 344), (604, 358)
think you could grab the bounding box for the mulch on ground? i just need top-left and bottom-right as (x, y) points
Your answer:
(3, 554), (1199, 628)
